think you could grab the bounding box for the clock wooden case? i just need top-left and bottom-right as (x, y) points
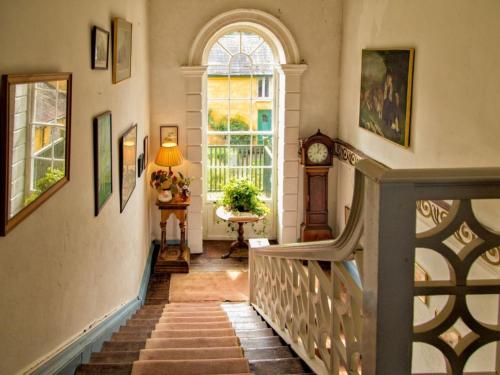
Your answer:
(299, 130), (334, 242)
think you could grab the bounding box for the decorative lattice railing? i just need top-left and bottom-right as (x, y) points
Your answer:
(250, 168), (366, 374)
(249, 155), (500, 374)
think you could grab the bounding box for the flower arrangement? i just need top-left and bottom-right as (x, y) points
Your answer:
(150, 170), (192, 200)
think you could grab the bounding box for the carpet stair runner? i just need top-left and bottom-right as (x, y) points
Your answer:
(76, 303), (312, 374)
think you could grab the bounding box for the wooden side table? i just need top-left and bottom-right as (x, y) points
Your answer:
(156, 197), (191, 273)
(215, 206), (262, 259)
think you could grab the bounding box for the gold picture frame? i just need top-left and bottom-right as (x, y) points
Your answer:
(112, 17), (132, 84)
(359, 48), (415, 148)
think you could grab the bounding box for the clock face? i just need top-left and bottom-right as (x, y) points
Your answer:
(307, 142), (328, 164)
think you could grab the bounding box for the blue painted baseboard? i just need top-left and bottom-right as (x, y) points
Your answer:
(31, 242), (157, 375)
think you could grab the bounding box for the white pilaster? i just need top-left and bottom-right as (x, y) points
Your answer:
(278, 64), (307, 243)
(181, 66), (207, 253)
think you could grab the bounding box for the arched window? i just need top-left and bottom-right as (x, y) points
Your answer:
(206, 31), (276, 202)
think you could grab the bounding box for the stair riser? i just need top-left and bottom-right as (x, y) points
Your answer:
(243, 347), (294, 360)
(249, 358), (308, 374)
(90, 351), (139, 364)
(235, 328), (274, 338)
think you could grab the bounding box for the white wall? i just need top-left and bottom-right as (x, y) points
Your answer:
(0, 1), (150, 374)
(336, 0), (500, 233)
(338, 0), (500, 169)
(148, 0), (343, 241)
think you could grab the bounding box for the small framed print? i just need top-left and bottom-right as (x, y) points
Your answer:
(160, 125), (178, 146)
(143, 135), (149, 167)
(112, 17), (132, 83)
(137, 153), (144, 178)
(91, 26), (110, 70)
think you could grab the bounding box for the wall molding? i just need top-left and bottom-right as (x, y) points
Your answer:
(28, 242), (157, 375)
(332, 138), (367, 166)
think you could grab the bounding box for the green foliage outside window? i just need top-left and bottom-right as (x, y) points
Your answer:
(25, 167), (64, 205)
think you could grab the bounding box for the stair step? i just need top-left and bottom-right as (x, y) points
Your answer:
(119, 326), (154, 333)
(239, 336), (282, 348)
(244, 346), (294, 360)
(75, 363), (132, 375)
(90, 351), (139, 364)
(249, 358), (308, 374)
(159, 316), (229, 323)
(227, 317), (263, 324)
(101, 340), (146, 352)
(112, 332), (151, 341)
(132, 358), (250, 375)
(156, 322), (233, 330)
(151, 328), (236, 338)
(232, 321), (267, 330)
(139, 347), (244, 360)
(145, 336), (240, 349)
(162, 312), (228, 318)
(126, 319), (158, 327)
(236, 328), (274, 338)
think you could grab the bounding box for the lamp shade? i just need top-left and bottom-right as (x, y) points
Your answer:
(155, 143), (183, 167)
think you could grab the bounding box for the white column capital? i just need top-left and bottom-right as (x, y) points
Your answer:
(181, 65), (208, 77)
(279, 64), (308, 76)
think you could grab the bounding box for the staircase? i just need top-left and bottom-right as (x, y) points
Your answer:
(75, 302), (312, 374)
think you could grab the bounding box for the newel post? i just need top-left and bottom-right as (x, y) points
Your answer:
(361, 170), (416, 374)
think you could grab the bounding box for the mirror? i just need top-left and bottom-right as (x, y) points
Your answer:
(1, 73), (72, 235)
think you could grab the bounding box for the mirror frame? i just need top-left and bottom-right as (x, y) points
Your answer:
(0, 73), (72, 236)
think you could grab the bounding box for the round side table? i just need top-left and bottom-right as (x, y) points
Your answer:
(215, 206), (262, 259)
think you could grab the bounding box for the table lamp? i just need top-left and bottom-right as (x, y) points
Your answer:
(155, 142), (183, 173)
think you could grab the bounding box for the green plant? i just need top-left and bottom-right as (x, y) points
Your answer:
(24, 167), (64, 205)
(218, 179), (270, 217)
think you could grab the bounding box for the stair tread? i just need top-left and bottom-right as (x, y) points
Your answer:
(90, 351), (139, 364)
(243, 346), (293, 360)
(75, 363), (132, 375)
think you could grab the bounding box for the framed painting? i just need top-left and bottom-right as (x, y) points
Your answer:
(93, 111), (113, 216)
(359, 48), (415, 148)
(91, 26), (109, 70)
(160, 125), (178, 146)
(112, 17), (132, 83)
(119, 124), (137, 212)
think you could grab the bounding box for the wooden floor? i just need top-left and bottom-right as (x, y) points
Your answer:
(145, 240), (248, 305)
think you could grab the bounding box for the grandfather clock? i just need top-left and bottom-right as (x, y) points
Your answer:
(299, 130), (334, 242)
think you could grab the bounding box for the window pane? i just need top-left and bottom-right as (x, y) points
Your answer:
(32, 125), (52, 153)
(208, 101), (229, 131)
(251, 104), (272, 131)
(207, 42), (231, 65)
(229, 53), (252, 76)
(229, 76), (251, 99)
(56, 89), (67, 123)
(218, 32), (240, 55)
(251, 43), (274, 65)
(208, 134), (228, 145)
(228, 145), (250, 166)
(229, 100), (251, 131)
(208, 76), (229, 99)
(34, 87), (56, 123)
(241, 32), (263, 55)
(53, 128), (66, 159)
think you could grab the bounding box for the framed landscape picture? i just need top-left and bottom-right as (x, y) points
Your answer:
(93, 112), (113, 216)
(119, 124), (137, 212)
(112, 17), (132, 83)
(359, 48), (415, 147)
(91, 26), (109, 69)
(160, 125), (178, 146)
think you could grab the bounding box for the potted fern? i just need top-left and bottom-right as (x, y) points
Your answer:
(218, 179), (269, 217)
